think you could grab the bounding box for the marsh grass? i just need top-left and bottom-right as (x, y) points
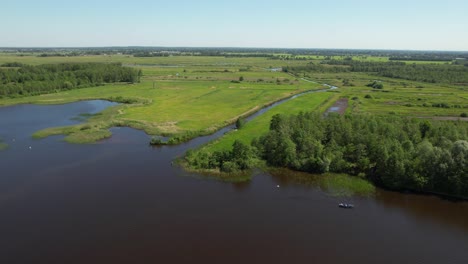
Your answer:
(269, 168), (375, 197)
(178, 159), (253, 183)
(0, 139), (7, 150)
(322, 173), (376, 197)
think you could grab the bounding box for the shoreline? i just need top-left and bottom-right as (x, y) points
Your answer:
(17, 87), (325, 145)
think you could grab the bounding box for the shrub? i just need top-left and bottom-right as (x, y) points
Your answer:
(221, 161), (239, 173)
(236, 117), (246, 129)
(150, 137), (164, 145)
(366, 81), (384, 89)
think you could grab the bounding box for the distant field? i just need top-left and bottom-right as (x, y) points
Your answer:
(0, 54), (308, 68)
(0, 55), (324, 142)
(303, 72), (467, 117)
(1, 54), (466, 144)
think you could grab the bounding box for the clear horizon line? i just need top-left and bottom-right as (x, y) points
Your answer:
(0, 46), (467, 53)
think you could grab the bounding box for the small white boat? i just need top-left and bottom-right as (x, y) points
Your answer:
(338, 203), (354, 209)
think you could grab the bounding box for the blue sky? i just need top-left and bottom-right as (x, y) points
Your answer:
(2, 0), (468, 50)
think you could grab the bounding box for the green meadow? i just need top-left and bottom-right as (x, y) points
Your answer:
(0, 54), (466, 145)
(198, 91), (334, 153)
(0, 55), (323, 143)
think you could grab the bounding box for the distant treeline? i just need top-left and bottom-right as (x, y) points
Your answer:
(389, 56), (452, 62)
(37, 53), (79, 57)
(0, 63), (141, 97)
(132, 51), (276, 58)
(2, 47), (468, 60)
(186, 113), (468, 198)
(284, 60), (468, 84)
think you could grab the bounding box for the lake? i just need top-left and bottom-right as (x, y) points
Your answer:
(0, 101), (467, 264)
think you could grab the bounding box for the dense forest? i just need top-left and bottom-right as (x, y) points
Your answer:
(186, 113), (468, 198)
(284, 60), (468, 84)
(0, 63), (141, 97)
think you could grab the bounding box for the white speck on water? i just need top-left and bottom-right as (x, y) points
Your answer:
(277, 185), (280, 188)
(29, 146), (32, 149)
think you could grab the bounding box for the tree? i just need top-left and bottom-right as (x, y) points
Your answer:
(419, 120), (432, 138)
(239, 76), (244, 81)
(231, 140), (256, 170)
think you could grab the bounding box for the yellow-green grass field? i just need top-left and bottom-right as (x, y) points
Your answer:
(0, 55), (324, 143)
(195, 91), (334, 153)
(0, 54), (308, 68)
(1, 54), (466, 144)
(179, 91), (335, 182)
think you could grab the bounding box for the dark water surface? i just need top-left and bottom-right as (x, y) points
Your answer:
(0, 101), (467, 264)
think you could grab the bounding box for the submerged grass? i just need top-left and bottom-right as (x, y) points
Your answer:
(269, 168), (375, 197)
(322, 173), (376, 197)
(179, 161), (253, 183)
(0, 140), (7, 150)
(33, 124), (112, 144)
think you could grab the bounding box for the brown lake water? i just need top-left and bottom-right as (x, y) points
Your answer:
(0, 101), (467, 264)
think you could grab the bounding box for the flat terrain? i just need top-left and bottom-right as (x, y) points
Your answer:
(199, 91), (334, 153)
(0, 55), (323, 142)
(299, 72), (467, 117)
(0, 54), (466, 144)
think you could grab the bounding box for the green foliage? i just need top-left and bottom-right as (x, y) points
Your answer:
(256, 112), (468, 197)
(366, 81), (384, 89)
(0, 63), (140, 97)
(108, 96), (140, 104)
(322, 173), (376, 196)
(342, 79), (354, 86)
(1, 62), (24, 67)
(235, 117), (246, 129)
(419, 120), (432, 138)
(432, 102), (451, 108)
(0, 138), (8, 150)
(185, 140), (257, 173)
(150, 137), (164, 145)
(284, 60), (468, 84)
